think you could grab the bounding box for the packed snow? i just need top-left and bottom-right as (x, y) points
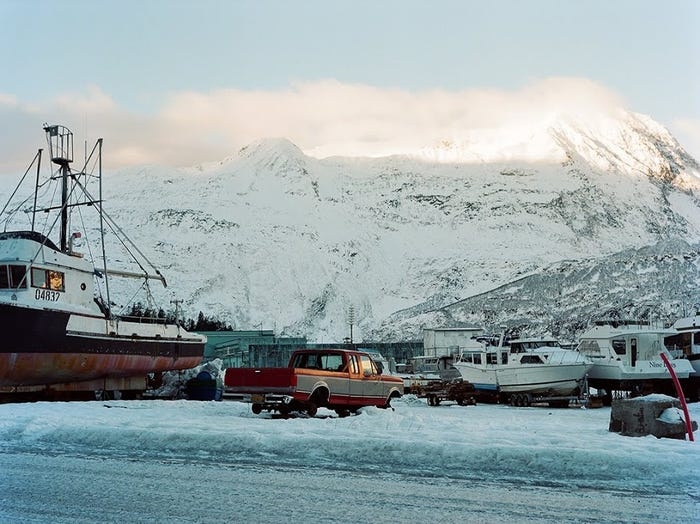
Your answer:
(0, 397), (697, 523)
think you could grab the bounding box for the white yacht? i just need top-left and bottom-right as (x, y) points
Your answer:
(452, 334), (592, 405)
(664, 312), (700, 401)
(576, 320), (693, 397)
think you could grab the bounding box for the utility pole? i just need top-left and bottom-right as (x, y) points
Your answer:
(347, 305), (355, 347)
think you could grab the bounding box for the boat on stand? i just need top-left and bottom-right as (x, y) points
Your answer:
(664, 311), (700, 401)
(451, 333), (592, 407)
(576, 319), (693, 403)
(0, 125), (206, 400)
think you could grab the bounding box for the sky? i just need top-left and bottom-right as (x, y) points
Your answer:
(1, 0), (699, 174)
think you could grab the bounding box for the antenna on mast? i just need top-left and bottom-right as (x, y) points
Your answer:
(43, 124), (73, 252)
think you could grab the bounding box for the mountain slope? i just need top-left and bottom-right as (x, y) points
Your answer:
(5, 110), (698, 342)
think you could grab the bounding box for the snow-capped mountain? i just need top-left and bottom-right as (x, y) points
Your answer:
(6, 109), (699, 342)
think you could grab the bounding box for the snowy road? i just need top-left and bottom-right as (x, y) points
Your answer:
(0, 398), (698, 523)
(1, 452), (694, 524)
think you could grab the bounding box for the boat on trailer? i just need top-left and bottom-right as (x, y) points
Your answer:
(451, 333), (592, 406)
(0, 125), (205, 398)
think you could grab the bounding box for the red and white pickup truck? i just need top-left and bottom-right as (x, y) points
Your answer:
(224, 348), (404, 417)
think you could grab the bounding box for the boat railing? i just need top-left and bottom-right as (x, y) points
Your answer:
(119, 314), (170, 325)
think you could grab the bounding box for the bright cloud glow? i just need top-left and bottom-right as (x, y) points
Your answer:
(0, 77), (668, 174)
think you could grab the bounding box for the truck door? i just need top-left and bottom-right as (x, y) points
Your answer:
(359, 354), (383, 403)
(319, 351), (350, 405)
(347, 354), (362, 403)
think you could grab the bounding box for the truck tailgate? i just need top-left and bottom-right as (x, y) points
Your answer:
(224, 367), (296, 393)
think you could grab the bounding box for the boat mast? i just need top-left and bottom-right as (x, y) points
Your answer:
(31, 149), (42, 231)
(43, 125), (73, 252)
(97, 137), (112, 318)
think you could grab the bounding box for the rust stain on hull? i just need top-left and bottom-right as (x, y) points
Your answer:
(0, 353), (203, 387)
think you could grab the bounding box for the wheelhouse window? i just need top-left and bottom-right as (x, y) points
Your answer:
(0, 264), (27, 289)
(521, 355), (544, 364)
(31, 267), (65, 292)
(612, 339), (626, 355)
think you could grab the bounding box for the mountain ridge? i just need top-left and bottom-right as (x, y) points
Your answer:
(3, 110), (699, 342)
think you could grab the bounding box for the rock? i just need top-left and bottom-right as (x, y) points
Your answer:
(608, 394), (697, 439)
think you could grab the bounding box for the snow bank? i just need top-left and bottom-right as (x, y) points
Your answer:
(0, 398), (697, 497)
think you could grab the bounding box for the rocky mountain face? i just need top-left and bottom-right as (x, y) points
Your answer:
(9, 110), (699, 343)
(375, 239), (700, 342)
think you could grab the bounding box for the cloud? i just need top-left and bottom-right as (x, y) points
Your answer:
(669, 118), (700, 162)
(0, 78), (633, 173)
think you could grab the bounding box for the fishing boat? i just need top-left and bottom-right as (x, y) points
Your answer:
(576, 320), (693, 399)
(451, 333), (592, 405)
(0, 125), (205, 397)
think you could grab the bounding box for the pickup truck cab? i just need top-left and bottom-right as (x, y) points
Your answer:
(224, 348), (404, 417)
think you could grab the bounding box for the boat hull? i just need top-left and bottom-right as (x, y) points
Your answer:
(495, 363), (590, 395)
(453, 362), (589, 396)
(0, 304), (204, 387)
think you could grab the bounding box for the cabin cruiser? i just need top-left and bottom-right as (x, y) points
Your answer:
(664, 312), (700, 400)
(451, 334), (592, 404)
(0, 125), (205, 396)
(576, 320), (693, 397)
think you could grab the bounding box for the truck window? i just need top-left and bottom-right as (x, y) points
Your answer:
(359, 355), (376, 375)
(291, 353), (319, 369)
(319, 353), (344, 371)
(347, 355), (359, 374)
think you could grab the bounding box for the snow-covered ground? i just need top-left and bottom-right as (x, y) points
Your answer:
(0, 398), (698, 523)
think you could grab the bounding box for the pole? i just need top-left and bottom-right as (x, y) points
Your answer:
(32, 149), (42, 230)
(659, 353), (694, 442)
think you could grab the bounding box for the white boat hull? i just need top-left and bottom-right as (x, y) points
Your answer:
(453, 361), (590, 396)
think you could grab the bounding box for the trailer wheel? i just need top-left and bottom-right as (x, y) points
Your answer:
(251, 403), (263, 415)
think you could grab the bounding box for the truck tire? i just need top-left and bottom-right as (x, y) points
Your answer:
(306, 402), (318, 417)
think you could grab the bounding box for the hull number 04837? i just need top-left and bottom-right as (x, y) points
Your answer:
(35, 288), (61, 301)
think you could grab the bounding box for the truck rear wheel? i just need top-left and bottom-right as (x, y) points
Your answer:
(306, 402), (318, 417)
